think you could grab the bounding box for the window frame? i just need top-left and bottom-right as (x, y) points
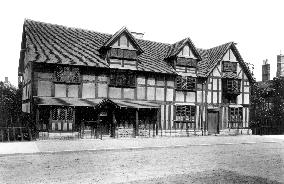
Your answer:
(223, 61), (237, 73)
(175, 105), (196, 122)
(53, 66), (81, 84)
(176, 76), (196, 91)
(228, 107), (243, 128)
(109, 71), (136, 88)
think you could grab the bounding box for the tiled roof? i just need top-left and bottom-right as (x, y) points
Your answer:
(21, 19), (253, 80)
(166, 37), (202, 61)
(197, 42), (254, 82)
(102, 26), (143, 54)
(23, 19), (175, 74)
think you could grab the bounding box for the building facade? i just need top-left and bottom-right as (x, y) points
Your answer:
(18, 20), (253, 138)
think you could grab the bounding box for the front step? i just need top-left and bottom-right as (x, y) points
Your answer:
(38, 132), (79, 140)
(219, 129), (252, 136)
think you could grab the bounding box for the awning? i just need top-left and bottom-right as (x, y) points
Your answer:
(35, 97), (161, 109)
(35, 97), (102, 107)
(112, 100), (161, 109)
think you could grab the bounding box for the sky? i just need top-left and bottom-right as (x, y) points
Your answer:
(0, 0), (284, 86)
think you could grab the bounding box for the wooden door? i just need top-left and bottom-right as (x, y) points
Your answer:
(208, 111), (219, 134)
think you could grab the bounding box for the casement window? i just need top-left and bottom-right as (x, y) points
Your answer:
(53, 66), (80, 83)
(176, 57), (197, 68)
(109, 71), (136, 88)
(175, 105), (196, 122)
(51, 107), (74, 131)
(223, 61), (237, 73)
(176, 76), (196, 91)
(109, 48), (137, 60)
(223, 79), (241, 94)
(228, 107), (243, 128)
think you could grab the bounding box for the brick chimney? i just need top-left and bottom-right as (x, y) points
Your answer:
(276, 54), (284, 77)
(4, 77), (8, 83)
(262, 59), (270, 82)
(131, 31), (144, 39)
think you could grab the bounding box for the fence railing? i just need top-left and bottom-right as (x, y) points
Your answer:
(0, 127), (32, 142)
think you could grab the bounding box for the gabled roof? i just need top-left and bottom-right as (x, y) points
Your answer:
(21, 19), (175, 74)
(166, 38), (202, 61)
(197, 42), (254, 82)
(19, 19), (252, 79)
(102, 26), (143, 54)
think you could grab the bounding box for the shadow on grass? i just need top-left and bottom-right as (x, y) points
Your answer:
(119, 169), (282, 184)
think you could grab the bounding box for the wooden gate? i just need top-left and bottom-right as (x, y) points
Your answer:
(208, 111), (219, 134)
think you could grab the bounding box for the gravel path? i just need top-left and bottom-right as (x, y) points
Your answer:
(0, 140), (283, 184)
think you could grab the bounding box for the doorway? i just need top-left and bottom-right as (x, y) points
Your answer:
(208, 111), (219, 134)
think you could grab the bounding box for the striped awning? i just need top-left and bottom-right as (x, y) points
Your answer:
(35, 97), (161, 109)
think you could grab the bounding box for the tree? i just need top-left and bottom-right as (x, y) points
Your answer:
(0, 81), (22, 127)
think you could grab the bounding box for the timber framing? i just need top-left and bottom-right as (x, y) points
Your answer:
(18, 19), (253, 138)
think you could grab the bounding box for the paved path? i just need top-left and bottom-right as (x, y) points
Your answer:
(0, 135), (283, 155)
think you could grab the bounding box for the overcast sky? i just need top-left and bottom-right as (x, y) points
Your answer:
(0, 0), (283, 86)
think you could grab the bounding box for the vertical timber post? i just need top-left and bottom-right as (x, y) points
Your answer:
(156, 108), (160, 136)
(135, 109), (139, 138)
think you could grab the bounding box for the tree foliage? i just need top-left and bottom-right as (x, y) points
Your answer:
(0, 81), (22, 127)
(250, 77), (284, 133)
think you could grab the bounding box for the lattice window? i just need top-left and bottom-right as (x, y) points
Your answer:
(109, 48), (137, 60)
(228, 107), (243, 128)
(58, 108), (66, 120)
(176, 57), (197, 67)
(67, 108), (73, 120)
(53, 66), (80, 83)
(109, 71), (136, 88)
(225, 79), (241, 94)
(223, 61), (237, 73)
(176, 105), (196, 122)
(176, 76), (196, 91)
(52, 108), (58, 120)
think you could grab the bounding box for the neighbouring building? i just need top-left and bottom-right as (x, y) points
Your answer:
(262, 59), (270, 82)
(18, 19), (254, 139)
(276, 54), (284, 77)
(252, 57), (284, 134)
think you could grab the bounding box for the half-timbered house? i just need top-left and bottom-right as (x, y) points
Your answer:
(18, 20), (253, 139)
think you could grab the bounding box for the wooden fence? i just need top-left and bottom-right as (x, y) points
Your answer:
(0, 127), (32, 142)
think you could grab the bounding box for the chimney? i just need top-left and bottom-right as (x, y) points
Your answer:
(4, 77), (8, 83)
(131, 31), (144, 39)
(262, 59), (270, 82)
(276, 54), (284, 77)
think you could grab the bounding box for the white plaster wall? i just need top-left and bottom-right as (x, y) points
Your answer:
(166, 89), (174, 101)
(82, 83), (95, 98)
(186, 92), (195, 102)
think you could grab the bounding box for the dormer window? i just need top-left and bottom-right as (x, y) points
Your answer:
(223, 61), (237, 73)
(178, 45), (190, 57)
(109, 48), (137, 60)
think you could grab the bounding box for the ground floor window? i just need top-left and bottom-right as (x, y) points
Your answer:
(51, 107), (74, 131)
(175, 105), (196, 122)
(228, 107), (243, 128)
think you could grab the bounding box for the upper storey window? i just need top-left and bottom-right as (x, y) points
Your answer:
(109, 34), (137, 60)
(223, 61), (237, 73)
(53, 66), (80, 83)
(176, 76), (196, 91)
(176, 45), (197, 68)
(109, 71), (136, 88)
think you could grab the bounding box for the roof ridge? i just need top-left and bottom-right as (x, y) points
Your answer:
(25, 19), (113, 37)
(207, 42), (233, 50)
